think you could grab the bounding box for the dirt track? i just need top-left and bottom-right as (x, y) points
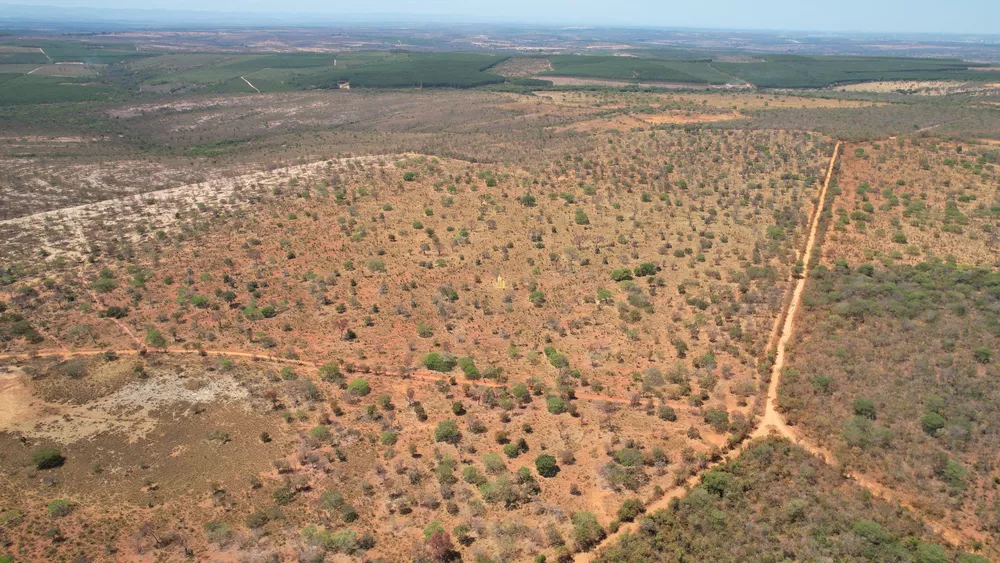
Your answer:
(571, 141), (843, 563)
(0, 346), (641, 406)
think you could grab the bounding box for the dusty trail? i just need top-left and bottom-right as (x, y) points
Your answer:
(573, 141), (842, 563)
(751, 141), (840, 441)
(38, 47), (52, 62)
(707, 62), (754, 88)
(78, 263), (143, 348)
(581, 140), (972, 559)
(0, 347), (641, 407)
(241, 76), (261, 94)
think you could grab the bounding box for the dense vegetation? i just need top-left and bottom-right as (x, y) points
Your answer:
(297, 52), (508, 89)
(543, 55), (730, 84)
(714, 55), (986, 88)
(781, 260), (1000, 543)
(599, 438), (984, 562)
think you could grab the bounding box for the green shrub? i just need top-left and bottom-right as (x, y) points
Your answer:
(434, 420), (461, 444)
(31, 447), (64, 469)
(852, 397), (876, 419)
(529, 290), (546, 306)
(347, 378), (371, 396)
(47, 499), (73, 517)
(571, 511), (605, 552)
(423, 352), (457, 372)
(617, 498), (644, 522)
(319, 362), (343, 384)
(273, 487), (296, 505)
(145, 328), (167, 349)
(546, 396), (568, 414)
(611, 268), (633, 282)
(309, 425), (331, 440)
(483, 453), (506, 474)
(535, 454), (559, 477)
(457, 356), (480, 379)
(973, 346), (991, 364)
(920, 412), (946, 434)
(633, 262), (657, 277)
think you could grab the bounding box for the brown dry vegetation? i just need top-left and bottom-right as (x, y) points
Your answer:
(775, 137), (1000, 554)
(3, 78), (996, 563)
(0, 94), (837, 560)
(822, 139), (1000, 268)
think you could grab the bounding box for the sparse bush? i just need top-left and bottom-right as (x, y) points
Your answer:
(47, 499), (72, 518)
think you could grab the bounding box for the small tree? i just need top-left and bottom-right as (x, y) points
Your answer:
(347, 378), (371, 396)
(434, 420), (461, 444)
(535, 454), (559, 478)
(32, 447), (64, 469)
(853, 397), (876, 419)
(145, 328), (167, 349)
(617, 498), (644, 522)
(424, 352), (457, 372)
(571, 511), (605, 552)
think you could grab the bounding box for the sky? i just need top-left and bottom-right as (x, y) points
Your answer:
(9, 0), (1000, 34)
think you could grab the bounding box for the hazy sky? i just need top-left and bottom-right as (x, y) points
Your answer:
(19, 0), (1000, 34)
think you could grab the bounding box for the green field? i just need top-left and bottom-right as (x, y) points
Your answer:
(0, 41), (993, 106)
(0, 74), (112, 105)
(292, 52), (508, 89)
(4, 40), (151, 64)
(713, 55), (987, 88)
(139, 52), (508, 91)
(542, 55), (731, 84)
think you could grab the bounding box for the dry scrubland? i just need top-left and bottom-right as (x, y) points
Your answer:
(0, 111), (837, 561)
(0, 82), (996, 563)
(823, 139), (1000, 268)
(777, 137), (1000, 552)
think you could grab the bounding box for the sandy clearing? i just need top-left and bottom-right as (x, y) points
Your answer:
(0, 347), (644, 409)
(0, 153), (395, 259)
(0, 367), (250, 443)
(639, 111), (744, 124)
